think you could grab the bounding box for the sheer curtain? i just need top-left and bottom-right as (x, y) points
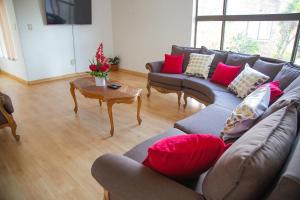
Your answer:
(0, 0), (16, 60)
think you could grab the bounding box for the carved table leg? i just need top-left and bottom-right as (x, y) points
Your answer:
(183, 93), (188, 109)
(70, 82), (78, 113)
(146, 82), (151, 97)
(177, 91), (182, 107)
(10, 119), (19, 141)
(103, 189), (110, 200)
(99, 99), (102, 107)
(137, 95), (142, 125)
(107, 101), (115, 136)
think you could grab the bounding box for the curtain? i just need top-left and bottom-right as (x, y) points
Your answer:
(0, 0), (16, 60)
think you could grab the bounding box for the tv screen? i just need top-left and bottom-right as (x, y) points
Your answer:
(45, 0), (92, 25)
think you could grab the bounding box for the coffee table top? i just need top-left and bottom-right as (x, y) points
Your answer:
(71, 77), (142, 101)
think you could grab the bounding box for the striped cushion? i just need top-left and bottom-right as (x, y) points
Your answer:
(228, 64), (269, 98)
(185, 53), (215, 79)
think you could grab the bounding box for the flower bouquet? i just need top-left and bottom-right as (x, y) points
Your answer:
(88, 43), (110, 86)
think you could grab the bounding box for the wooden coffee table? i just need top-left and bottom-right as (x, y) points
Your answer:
(69, 77), (142, 136)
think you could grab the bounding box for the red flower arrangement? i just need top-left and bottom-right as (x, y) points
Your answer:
(88, 43), (110, 77)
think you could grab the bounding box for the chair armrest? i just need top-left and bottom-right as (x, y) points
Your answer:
(146, 61), (164, 73)
(91, 154), (205, 200)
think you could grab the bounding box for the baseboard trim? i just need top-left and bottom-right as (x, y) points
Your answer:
(0, 70), (86, 85)
(0, 70), (28, 85)
(27, 72), (86, 85)
(1, 68), (146, 85)
(119, 68), (147, 78)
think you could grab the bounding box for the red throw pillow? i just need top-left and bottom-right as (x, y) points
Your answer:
(210, 62), (241, 86)
(260, 80), (283, 104)
(161, 54), (184, 74)
(143, 134), (230, 179)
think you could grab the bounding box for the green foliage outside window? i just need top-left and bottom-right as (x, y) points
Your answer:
(227, 33), (259, 54)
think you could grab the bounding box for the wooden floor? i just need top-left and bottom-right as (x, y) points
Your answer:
(0, 71), (203, 200)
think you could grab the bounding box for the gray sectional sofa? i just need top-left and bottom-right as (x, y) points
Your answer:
(91, 45), (300, 200)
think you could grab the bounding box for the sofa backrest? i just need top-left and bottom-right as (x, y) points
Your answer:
(265, 129), (300, 200)
(202, 104), (298, 200)
(171, 45), (202, 73)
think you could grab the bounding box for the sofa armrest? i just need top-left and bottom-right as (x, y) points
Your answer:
(146, 61), (164, 73)
(0, 93), (14, 114)
(91, 154), (204, 200)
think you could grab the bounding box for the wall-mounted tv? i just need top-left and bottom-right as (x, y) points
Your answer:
(45, 0), (92, 25)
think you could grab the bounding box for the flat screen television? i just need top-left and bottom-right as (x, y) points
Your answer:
(45, 0), (92, 25)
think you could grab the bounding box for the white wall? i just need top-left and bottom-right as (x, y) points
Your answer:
(111, 0), (194, 73)
(73, 0), (114, 73)
(1, 0), (193, 80)
(0, 0), (28, 80)
(12, 0), (114, 81)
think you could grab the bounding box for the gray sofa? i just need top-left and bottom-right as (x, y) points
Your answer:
(91, 45), (300, 200)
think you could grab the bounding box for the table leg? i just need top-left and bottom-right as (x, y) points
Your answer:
(103, 189), (110, 200)
(70, 82), (78, 114)
(99, 99), (102, 107)
(137, 95), (142, 125)
(107, 101), (115, 136)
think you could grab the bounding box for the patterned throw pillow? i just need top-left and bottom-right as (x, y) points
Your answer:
(185, 53), (215, 79)
(222, 86), (271, 142)
(228, 64), (269, 98)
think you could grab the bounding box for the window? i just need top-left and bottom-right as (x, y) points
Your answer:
(197, 0), (223, 16)
(196, 21), (222, 49)
(0, 0), (16, 60)
(194, 0), (300, 63)
(227, 0), (300, 15)
(224, 21), (298, 61)
(295, 39), (300, 64)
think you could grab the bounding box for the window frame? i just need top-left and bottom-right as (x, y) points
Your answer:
(194, 0), (300, 63)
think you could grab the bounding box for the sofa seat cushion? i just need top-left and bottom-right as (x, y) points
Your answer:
(124, 128), (185, 163)
(148, 73), (187, 87)
(174, 105), (232, 136)
(214, 91), (242, 110)
(183, 88), (213, 105)
(183, 77), (228, 101)
(203, 104), (298, 200)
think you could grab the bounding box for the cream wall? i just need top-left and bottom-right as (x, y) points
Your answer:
(111, 0), (194, 73)
(0, 0), (28, 80)
(12, 0), (114, 81)
(1, 0), (194, 80)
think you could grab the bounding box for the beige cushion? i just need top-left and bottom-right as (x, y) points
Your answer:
(222, 86), (271, 142)
(228, 64), (269, 98)
(185, 53), (215, 79)
(203, 104), (298, 200)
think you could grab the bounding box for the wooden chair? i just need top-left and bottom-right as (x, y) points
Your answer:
(0, 93), (19, 141)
